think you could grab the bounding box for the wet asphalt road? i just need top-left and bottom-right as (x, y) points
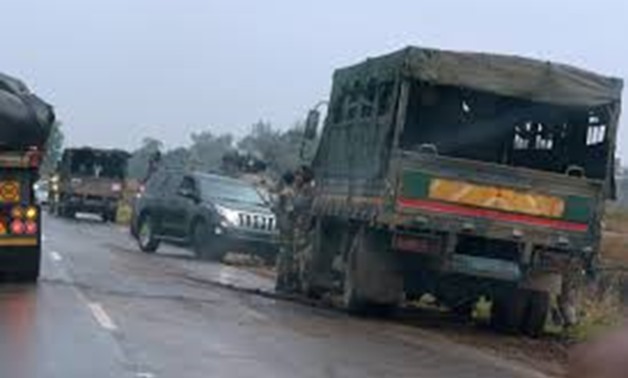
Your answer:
(0, 213), (550, 378)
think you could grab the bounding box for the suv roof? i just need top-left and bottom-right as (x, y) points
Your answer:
(153, 169), (253, 187)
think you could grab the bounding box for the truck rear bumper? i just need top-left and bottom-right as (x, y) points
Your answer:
(0, 245), (40, 275)
(64, 195), (118, 214)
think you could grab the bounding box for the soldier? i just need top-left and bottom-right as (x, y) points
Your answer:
(143, 150), (162, 184)
(275, 171), (298, 292)
(291, 166), (317, 292)
(275, 166), (317, 292)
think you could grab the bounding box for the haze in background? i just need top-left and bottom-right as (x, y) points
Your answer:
(1, 0), (626, 160)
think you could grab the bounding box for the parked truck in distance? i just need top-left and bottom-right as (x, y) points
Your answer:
(282, 46), (623, 336)
(0, 73), (55, 282)
(50, 148), (130, 222)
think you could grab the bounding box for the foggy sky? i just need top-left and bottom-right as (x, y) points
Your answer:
(2, 0), (627, 160)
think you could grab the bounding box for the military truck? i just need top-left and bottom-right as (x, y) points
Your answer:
(50, 148), (130, 221)
(282, 47), (623, 335)
(0, 72), (55, 282)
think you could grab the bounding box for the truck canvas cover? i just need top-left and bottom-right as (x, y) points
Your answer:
(333, 47), (623, 107)
(320, 47), (622, 199)
(0, 72), (55, 149)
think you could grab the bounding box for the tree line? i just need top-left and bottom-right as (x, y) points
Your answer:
(126, 121), (313, 182)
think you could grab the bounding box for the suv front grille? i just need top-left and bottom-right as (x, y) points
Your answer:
(238, 213), (274, 231)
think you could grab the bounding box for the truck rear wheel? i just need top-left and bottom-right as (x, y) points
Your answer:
(521, 290), (550, 337)
(491, 289), (528, 333)
(342, 227), (402, 315)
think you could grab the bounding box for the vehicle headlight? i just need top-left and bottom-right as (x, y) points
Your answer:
(216, 205), (239, 225)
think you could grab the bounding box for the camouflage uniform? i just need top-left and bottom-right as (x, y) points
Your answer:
(292, 181), (315, 284)
(275, 184), (298, 292)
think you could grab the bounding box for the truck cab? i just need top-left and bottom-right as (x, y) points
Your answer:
(283, 47), (623, 335)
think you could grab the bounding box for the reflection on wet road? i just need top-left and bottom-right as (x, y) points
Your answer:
(0, 214), (549, 378)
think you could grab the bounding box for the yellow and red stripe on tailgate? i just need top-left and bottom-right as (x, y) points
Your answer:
(398, 171), (591, 232)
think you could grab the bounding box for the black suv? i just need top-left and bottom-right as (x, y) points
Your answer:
(131, 170), (278, 263)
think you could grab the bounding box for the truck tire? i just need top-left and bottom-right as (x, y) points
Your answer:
(342, 227), (403, 315)
(137, 214), (160, 253)
(521, 290), (550, 337)
(450, 299), (477, 321)
(491, 289), (528, 333)
(59, 205), (75, 219)
(102, 211), (116, 223)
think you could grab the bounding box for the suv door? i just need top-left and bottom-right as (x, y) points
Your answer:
(135, 170), (171, 237)
(161, 174), (198, 239)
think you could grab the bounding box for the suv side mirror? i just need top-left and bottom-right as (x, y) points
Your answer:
(304, 109), (320, 140)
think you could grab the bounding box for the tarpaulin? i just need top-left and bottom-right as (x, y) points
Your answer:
(334, 47), (623, 107)
(0, 72), (55, 149)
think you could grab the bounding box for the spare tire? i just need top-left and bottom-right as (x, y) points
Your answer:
(0, 72), (55, 149)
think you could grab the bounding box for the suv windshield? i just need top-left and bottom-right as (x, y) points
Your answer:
(197, 176), (265, 206)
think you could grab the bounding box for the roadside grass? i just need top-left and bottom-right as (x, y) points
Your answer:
(570, 205), (628, 341)
(605, 205), (628, 234)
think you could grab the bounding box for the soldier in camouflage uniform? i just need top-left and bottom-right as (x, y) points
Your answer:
(290, 166), (317, 294)
(275, 167), (316, 293)
(275, 171), (298, 292)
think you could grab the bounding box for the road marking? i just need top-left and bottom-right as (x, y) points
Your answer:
(87, 302), (118, 331)
(50, 251), (62, 262)
(135, 373), (155, 378)
(245, 308), (269, 322)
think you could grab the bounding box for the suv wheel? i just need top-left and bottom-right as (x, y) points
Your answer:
(192, 221), (226, 262)
(138, 214), (160, 253)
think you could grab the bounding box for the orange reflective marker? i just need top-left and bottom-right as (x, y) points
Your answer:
(11, 207), (23, 219)
(0, 181), (20, 202)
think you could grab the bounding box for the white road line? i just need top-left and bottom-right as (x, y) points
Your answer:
(135, 373), (155, 378)
(87, 302), (118, 331)
(50, 251), (62, 262)
(245, 308), (269, 322)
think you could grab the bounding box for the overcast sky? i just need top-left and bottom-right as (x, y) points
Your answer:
(2, 0), (627, 160)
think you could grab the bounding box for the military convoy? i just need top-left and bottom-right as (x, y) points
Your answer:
(279, 46), (623, 335)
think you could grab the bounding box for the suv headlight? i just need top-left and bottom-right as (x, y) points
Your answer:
(216, 205), (239, 225)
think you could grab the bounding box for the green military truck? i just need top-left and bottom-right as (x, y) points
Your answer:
(281, 47), (623, 335)
(50, 148), (130, 222)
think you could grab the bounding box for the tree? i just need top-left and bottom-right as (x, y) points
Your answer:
(188, 131), (234, 172)
(238, 120), (309, 175)
(162, 147), (190, 170)
(127, 137), (164, 179)
(40, 121), (64, 176)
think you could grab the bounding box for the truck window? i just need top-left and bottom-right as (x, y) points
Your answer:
(331, 80), (395, 124)
(68, 150), (127, 179)
(400, 81), (612, 179)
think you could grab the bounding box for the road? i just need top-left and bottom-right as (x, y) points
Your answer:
(0, 213), (553, 378)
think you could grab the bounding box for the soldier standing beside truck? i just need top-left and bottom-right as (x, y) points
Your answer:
(282, 46), (622, 335)
(275, 171), (297, 291)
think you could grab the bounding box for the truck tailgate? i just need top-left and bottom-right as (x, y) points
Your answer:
(393, 152), (604, 246)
